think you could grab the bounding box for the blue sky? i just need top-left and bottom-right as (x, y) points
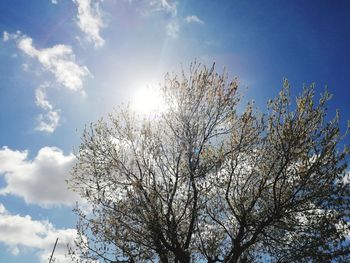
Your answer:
(0, 0), (349, 262)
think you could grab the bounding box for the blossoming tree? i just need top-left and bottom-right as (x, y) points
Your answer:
(68, 63), (350, 263)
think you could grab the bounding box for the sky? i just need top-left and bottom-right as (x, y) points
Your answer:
(0, 0), (349, 262)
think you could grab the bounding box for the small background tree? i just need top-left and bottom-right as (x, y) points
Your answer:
(68, 63), (350, 263)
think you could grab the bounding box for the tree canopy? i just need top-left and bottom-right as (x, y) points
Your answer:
(68, 63), (350, 263)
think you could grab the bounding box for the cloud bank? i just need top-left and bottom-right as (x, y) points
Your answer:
(0, 146), (78, 207)
(0, 203), (77, 263)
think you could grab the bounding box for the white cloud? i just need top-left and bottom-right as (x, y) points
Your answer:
(17, 36), (90, 93)
(0, 146), (78, 207)
(185, 15), (204, 24)
(2, 31), (9, 41)
(131, 0), (179, 37)
(153, 1), (179, 38)
(37, 110), (61, 133)
(35, 84), (61, 133)
(36, 85), (53, 111)
(150, 0), (177, 17)
(73, 0), (105, 48)
(3, 32), (89, 132)
(2, 31), (21, 42)
(166, 20), (179, 38)
(51, 0), (59, 4)
(0, 203), (6, 214)
(0, 203), (77, 262)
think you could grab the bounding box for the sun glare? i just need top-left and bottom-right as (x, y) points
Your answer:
(132, 85), (166, 115)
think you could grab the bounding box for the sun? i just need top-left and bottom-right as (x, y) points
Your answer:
(132, 85), (166, 115)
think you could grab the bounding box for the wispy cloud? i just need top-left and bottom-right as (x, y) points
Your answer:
(2, 31), (21, 42)
(2, 31), (10, 41)
(3, 31), (89, 133)
(150, 0), (177, 17)
(166, 20), (179, 38)
(73, 0), (105, 48)
(36, 110), (61, 133)
(35, 84), (61, 133)
(185, 15), (204, 24)
(150, 0), (179, 38)
(17, 35), (90, 93)
(35, 85), (53, 111)
(130, 0), (179, 38)
(0, 203), (77, 262)
(0, 146), (78, 207)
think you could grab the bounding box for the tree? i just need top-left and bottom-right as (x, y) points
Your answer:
(68, 63), (350, 263)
